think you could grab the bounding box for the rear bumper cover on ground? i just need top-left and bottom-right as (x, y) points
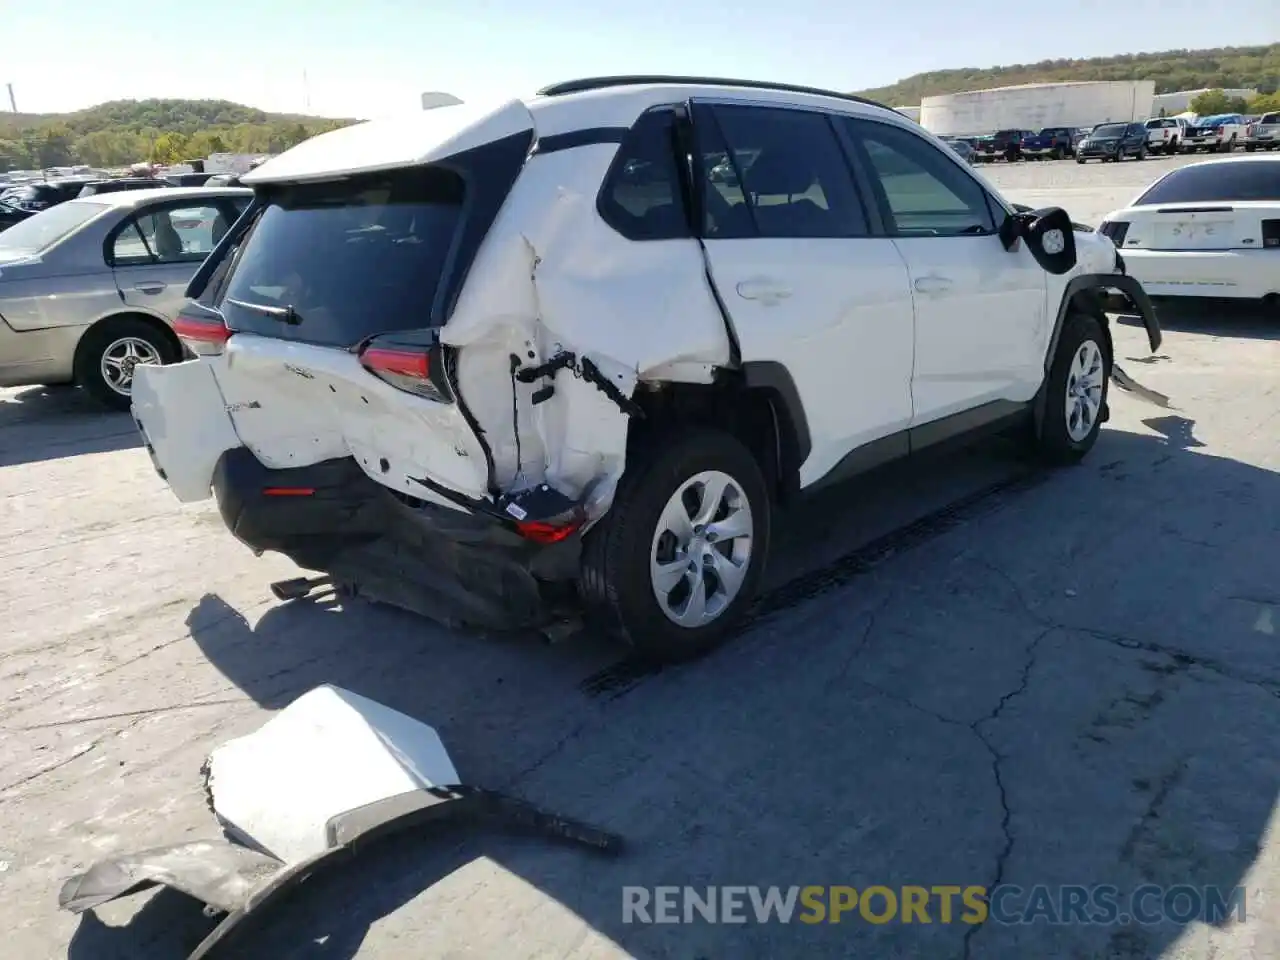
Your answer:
(58, 685), (622, 960)
(212, 447), (582, 631)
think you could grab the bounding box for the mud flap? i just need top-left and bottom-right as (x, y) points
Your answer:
(57, 685), (623, 959)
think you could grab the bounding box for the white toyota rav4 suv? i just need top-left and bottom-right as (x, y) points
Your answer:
(132, 76), (1161, 663)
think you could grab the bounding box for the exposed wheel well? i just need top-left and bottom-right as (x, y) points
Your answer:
(628, 376), (804, 505)
(72, 312), (183, 379)
(1064, 289), (1115, 369)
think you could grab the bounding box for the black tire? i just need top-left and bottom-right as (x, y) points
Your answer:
(1168, 137), (1178, 153)
(1245, 144), (1256, 153)
(1053, 147), (1064, 161)
(579, 428), (771, 663)
(1034, 313), (1110, 465)
(75, 316), (180, 411)
(1137, 146), (1147, 160)
(1076, 158), (1086, 164)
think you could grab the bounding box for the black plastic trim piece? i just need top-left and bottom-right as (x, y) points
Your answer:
(909, 399), (1030, 452)
(740, 361), (812, 466)
(533, 127), (629, 155)
(1047, 272), (1162, 367)
(803, 400), (1032, 495)
(806, 432), (911, 494)
(537, 75), (892, 113)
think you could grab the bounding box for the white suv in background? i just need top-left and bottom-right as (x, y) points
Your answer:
(132, 76), (1162, 663)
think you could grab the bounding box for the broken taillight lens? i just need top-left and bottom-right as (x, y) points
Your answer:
(358, 333), (452, 403)
(173, 303), (231, 357)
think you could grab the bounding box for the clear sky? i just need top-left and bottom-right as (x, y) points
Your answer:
(4, 0), (1276, 118)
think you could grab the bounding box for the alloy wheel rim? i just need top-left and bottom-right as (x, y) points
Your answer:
(1065, 339), (1105, 442)
(649, 470), (753, 629)
(101, 336), (161, 396)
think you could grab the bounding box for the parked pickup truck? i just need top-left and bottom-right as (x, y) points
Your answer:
(973, 129), (1033, 162)
(1180, 114), (1247, 153)
(1144, 117), (1187, 154)
(1245, 112), (1280, 151)
(1019, 127), (1076, 160)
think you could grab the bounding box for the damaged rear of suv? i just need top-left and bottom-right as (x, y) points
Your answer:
(133, 76), (1161, 663)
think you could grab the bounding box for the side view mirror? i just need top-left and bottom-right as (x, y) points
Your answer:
(999, 205), (1077, 274)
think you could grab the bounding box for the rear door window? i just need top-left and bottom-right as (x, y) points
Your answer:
(112, 201), (225, 265)
(702, 104), (870, 239)
(1135, 161), (1280, 204)
(219, 167), (465, 346)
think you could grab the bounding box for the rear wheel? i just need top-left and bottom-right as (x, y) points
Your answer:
(1168, 136), (1178, 153)
(579, 428), (770, 663)
(75, 317), (178, 411)
(1033, 313), (1110, 465)
(1137, 145), (1148, 160)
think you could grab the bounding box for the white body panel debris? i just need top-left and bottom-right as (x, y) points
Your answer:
(205, 684), (459, 864)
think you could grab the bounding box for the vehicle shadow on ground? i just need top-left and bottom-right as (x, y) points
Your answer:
(69, 423), (1280, 959)
(1116, 297), (1279, 343)
(0, 386), (139, 468)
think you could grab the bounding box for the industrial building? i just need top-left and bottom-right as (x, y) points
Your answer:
(918, 80), (1155, 136)
(1150, 87), (1257, 115)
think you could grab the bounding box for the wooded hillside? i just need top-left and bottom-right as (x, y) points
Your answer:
(854, 44), (1280, 105)
(0, 98), (357, 170)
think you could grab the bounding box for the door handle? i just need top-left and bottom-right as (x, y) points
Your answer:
(736, 279), (792, 302)
(134, 282), (167, 294)
(913, 275), (953, 295)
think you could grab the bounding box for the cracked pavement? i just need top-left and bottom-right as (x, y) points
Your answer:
(1, 160), (1279, 959)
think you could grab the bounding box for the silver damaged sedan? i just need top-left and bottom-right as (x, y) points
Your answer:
(0, 186), (251, 408)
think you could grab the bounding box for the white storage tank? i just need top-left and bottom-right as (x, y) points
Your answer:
(918, 81), (1156, 137)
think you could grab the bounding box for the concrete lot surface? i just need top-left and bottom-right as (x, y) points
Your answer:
(1, 154), (1278, 959)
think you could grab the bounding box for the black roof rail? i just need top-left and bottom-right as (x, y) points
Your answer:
(536, 76), (891, 111)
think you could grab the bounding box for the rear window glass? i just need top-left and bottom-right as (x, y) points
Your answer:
(1261, 113), (1280, 124)
(1136, 160), (1280, 204)
(0, 201), (108, 253)
(220, 168), (464, 346)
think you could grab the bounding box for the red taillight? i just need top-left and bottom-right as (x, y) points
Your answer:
(361, 347), (430, 380)
(262, 487), (316, 497)
(514, 517), (584, 544)
(358, 337), (450, 402)
(173, 313), (231, 356)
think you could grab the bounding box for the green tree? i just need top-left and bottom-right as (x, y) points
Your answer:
(1247, 92), (1280, 113)
(32, 123), (74, 167)
(149, 131), (191, 165)
(1189, 89), (1232, 115)
(0, 138), (32, 170)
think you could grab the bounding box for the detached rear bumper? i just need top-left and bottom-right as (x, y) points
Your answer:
(212, 448), (582, 631)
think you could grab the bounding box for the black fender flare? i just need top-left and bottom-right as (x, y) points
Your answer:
(1044, 272), (1162, 368)
(1034, 271), (1163, 433)
(740, 360), (812, 494)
